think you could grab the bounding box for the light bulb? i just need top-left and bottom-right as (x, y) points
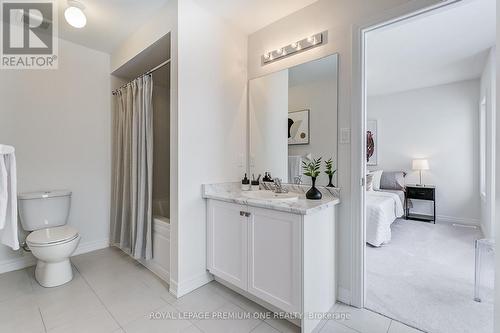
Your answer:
(263, 53), (271, 60)
(291, 42), (298, 49)
(307, 36), (315, 44)
(65, 3), (86, 28)
(277, 48), (284, 55)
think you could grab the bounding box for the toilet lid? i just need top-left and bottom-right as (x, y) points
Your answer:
(27, 226), (79, 245)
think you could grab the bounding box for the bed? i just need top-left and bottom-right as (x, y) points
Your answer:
(366, 190), (405, 247)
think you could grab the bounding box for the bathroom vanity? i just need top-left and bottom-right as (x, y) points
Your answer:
(203, 183), (340, 333)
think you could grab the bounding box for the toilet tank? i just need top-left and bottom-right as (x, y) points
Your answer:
(18, 190), (72, 231)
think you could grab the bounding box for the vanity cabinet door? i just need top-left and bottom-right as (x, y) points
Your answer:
(247, 207), (302, 313)
(207, 200), (248, 290)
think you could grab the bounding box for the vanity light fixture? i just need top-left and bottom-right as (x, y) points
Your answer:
(65, 0), (87, 28)
(262, 31), (327, 65)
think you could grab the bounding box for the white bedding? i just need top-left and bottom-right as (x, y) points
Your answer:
(366, 190), (404, 247)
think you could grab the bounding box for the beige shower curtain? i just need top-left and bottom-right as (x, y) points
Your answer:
(111, 75), (154, 260)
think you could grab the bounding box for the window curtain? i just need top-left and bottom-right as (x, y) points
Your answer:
(111, 75), (154, 260)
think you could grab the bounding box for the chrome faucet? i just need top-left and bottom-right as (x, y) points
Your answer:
(273, 178), (288, 193)
(293, 175), (303, 185)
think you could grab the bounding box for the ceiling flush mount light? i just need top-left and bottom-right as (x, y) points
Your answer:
(65, 0), (87, 28)
(261, 31), (327, 65)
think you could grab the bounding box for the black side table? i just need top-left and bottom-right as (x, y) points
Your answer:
(405, 185), (436, 223)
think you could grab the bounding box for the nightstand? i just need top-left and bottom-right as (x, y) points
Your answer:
(405, 185), (436, 223)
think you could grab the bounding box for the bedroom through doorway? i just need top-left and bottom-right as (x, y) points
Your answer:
(362, 1), (496, 333)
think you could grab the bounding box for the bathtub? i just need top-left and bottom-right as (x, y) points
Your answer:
(140, 215), (170, 282)
(153, 197), (170, 218)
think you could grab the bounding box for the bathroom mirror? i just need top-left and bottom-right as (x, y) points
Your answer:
(249, 54), (339, 186)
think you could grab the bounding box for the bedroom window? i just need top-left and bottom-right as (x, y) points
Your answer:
(479, 97), (486, 198)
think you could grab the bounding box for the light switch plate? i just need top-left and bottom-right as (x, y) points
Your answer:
(340, 128), (350, 144)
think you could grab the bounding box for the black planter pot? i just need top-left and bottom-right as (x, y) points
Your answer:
(327, 174), (335, 188)
(306, 177), (322, 200)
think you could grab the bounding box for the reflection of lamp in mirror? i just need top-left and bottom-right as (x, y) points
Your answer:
(412, 159), (429, 186)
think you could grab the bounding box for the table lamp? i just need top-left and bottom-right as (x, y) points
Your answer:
(412, 159), (429, 186)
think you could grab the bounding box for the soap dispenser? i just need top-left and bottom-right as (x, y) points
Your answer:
(241, 173), (250, 191)
(251, 174), (261, 191)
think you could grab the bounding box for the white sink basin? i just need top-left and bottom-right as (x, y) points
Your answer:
(242, 190), (299, 202)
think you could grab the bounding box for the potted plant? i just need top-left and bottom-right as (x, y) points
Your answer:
(302, 157), (322, 200)
(325, 158), (337, 187)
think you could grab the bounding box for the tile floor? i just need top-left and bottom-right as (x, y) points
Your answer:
(0, 247), (423, 333)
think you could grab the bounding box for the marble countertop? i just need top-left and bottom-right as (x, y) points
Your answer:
(202, 182), (340, 215)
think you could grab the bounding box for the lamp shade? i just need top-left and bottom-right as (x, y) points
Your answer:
(412, 159), (429, 170)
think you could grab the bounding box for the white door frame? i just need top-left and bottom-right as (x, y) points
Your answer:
(350, 0), (469, 308)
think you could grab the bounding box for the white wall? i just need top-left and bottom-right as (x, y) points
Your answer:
(495, 10), (500, 329)
(249, 70), (289, 181)
(175, 0), (248, 296)
(479, 47), (496, 238)
(247, 0), (440, 302)
(0, 38), (111, 271)
(368, 80), (481, 225)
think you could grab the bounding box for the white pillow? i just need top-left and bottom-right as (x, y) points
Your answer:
(371, 170), (383, 191)
(366, 173), (374, 191)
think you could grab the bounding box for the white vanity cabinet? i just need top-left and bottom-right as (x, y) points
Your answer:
(206, 197), (337, 333)
(247, 206), (302, 313)
(206, 200), (248, 290)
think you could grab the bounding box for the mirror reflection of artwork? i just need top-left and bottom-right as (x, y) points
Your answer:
(367, 120), (378, 165)
(288, 109), (310, 145)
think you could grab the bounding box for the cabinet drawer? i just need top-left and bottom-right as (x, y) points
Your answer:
(407, 187), (434, 200)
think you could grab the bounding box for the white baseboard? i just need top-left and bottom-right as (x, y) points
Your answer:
(73, 238), (110, 256)
(337, 286), (351, 304)
(0, 255), (36, 274)
(436, 215), (480, 226)
(170, 271), (213, 298)
(0, 238), (109, 275)
(139, 259), (170, 283)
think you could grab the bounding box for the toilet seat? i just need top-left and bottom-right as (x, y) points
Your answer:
(27, 225), (79, 247)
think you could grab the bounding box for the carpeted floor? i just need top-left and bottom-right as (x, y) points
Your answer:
(366, 219), (494, 333)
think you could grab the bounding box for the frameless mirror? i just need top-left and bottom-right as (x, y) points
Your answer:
(249, 54), (339, 186)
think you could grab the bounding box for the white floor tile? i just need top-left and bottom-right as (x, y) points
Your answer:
(331, 303), (391, 333)
(171, 283), (229, 313)
(47, 309), (119, 333)
(100, 284), (168, 326)
(388, 320), (424, 333)
(181, 325), (204, 333)
(0, 268), (33, 302)
(252, 322), (281, 333)
(320, 321), (360, 333)
(0, 294), (45, 333)
(122, 303), (192, 333)
(39, 288), (112, 330)
(264, 317), (301, 333)
(192, 303), (262, 333)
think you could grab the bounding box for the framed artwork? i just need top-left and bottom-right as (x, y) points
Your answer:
(367, 120), (378, 165)
(288, 109), (310, 145)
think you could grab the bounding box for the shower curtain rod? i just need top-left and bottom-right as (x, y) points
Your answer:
(112, 59), (171, 95)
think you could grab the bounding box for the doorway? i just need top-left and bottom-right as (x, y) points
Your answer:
(352, 0), (496, 332)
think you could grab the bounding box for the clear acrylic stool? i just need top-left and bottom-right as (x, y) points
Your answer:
(474, 238), (494, 302)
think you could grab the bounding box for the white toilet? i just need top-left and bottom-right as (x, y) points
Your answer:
(18, 190), (80, 287)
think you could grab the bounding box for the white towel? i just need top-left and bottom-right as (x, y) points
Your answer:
(288, 156), (302, 183)
(0, 145), (19, 250)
